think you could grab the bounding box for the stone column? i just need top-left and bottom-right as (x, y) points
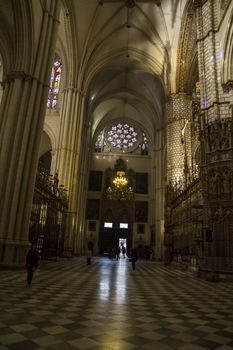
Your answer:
(54, 87), (80, 189)
(166, 93), (193, 187)
(0, 0), (61, 266)
(74, 123), (91, 255)
(196, 0), (233, 272)
(72, 118), (92, 255)
(153, 129), (165, 259)
(53, 87), (88, 254)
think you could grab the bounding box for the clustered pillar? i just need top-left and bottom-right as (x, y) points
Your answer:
(0, 0), (62, 266)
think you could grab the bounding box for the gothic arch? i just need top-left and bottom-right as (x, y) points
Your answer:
(38, 130), (53, 171)
(60, 0), (78, 87)
(83, 48), (166, 96)
(176, 1), (197, 93)
(222, 7), (233, 91)
(11, 0), (34, 73)
(93, 116), (152, 150)
(0, 17), (13, 75)
(42, 123), (56, 155)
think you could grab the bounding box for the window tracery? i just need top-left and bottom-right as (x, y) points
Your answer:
(140, 132), (149, 155)
(106, 123), (138, 151)
(94, 123), (149, 155)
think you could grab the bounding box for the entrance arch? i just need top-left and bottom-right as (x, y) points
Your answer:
(100, 205), (133, 257)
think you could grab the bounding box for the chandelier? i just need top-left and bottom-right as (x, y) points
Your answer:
(106, 171), (134, 201)
(113, 171), (128, 187)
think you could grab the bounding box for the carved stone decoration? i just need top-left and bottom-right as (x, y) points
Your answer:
(208, 167), (232, 199)
(221, 168), (232, 196)
(175, 2), (197, 93)
(208, 170), (220, 198)
(222, 81), (233, 93)
(203, 118), (233, 152)
(192, 98), (200, 122)
(211, 208), (233, 265)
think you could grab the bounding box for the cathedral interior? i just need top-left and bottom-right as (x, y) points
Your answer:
(1, 0), (233, 271)
(1, 1), (233, 349)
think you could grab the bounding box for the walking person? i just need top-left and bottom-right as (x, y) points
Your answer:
(131, 247), (138, 270)
(26, 244), (39, 287)
(122, 245), (126, 258)
(86, 248), (92, 265)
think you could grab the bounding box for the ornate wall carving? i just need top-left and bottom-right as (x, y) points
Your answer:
(203, 118), (233, 152)
(176, 2), (197, 93)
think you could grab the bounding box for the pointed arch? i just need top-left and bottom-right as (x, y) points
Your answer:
(222, 7), (233, 91)
(176, 1), (197, 93)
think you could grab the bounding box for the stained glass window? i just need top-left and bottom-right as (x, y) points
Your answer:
(140, 132), (149, 155)
(47, 56), (62, 109)
(94, 124), (149, 154)
(94, 131), (104, 152)
(106, 123), (138, 150)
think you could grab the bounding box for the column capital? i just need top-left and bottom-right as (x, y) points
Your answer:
(6, 71), (42, 84)
(63, 87), (86, 96)
(168, 93), (192, 102)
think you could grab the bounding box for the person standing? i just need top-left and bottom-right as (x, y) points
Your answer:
(131, 248), (138, 270)
(26, 244), (39, 287)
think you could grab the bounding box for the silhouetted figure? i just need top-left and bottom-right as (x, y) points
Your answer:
(131, 248), (138, 270)
(26, 244), (39, 287)
(87, 248), (92, 265)
(122, 245), (126, 258)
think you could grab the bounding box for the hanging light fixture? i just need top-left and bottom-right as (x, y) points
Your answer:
(105, 171), (134, 201)
(113, 171), (128, 187)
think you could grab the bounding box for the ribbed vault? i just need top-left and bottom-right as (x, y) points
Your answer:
(61, 0), (188, 137)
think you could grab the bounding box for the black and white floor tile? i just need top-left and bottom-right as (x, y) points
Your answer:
(0, 257), (233, 349)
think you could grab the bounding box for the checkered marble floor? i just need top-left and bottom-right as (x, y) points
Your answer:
(0, 257), (233, 350)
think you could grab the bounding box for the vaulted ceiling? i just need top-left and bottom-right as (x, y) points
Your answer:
(60, 0), (190, 139)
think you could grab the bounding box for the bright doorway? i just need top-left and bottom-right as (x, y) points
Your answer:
(119, 238), (127, 258)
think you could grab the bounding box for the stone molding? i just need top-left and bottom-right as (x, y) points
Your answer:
(5, 71), (44, 85)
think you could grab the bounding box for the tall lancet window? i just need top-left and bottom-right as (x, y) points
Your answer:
(47, 56), (62, 109)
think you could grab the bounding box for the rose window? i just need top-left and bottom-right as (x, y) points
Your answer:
(106, 123), (138, 151)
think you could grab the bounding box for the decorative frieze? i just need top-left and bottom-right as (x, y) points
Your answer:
(207, 166), (233, 199)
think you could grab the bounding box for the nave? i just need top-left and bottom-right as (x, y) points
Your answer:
(0, 258), (233, 350)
